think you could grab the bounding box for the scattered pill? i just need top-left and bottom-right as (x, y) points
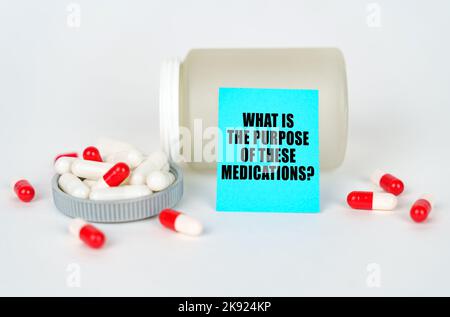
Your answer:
(71, 159), (113, 180)
(12, 179), (35, 202)
(106, 149), (144, 169)
(95, 137), (137, 157)
(347, 191), (397, 211)
(58, 173), (90, 199)
(371, 170), (404, 196)
(410, 195), (433, 223)
(89, 185), (151, 201)
(54, 156), (77, 174)
(129, 151), (168, 185)
(159, 209), (203, 236)
(54, 152), (78, 162)
(146, 170), (173, 192)
(83, 146), (103, 162)
(69, 218), (105, 249)
(94, 162), (130, 189)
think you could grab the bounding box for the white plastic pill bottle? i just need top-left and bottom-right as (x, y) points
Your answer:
(160, 48), (348, 171)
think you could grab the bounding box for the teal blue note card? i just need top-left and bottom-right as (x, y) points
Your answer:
(216, 88), (320, 213)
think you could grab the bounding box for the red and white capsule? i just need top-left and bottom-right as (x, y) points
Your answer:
(69, 218), (106, 249)
(54, 152), (78, 162)
(347, 191), (397, 211)
(371, 170), (404, 196)
(159, 209), (203, 236)
(93, 162), (130, 189)
(410, 195), (433, 223)
(12, 179), (35, 202)
(83, 146), (103, 162)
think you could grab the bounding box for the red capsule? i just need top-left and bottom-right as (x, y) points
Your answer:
(54, 152), (78, 162)
(410, 196), (433, 223)
(103, 162), (130, 186)
(371, 170), (404, 196)
(347, 191), (373, 210)
(79, 225), (105, 249)
(159, 209), (180, 231)
(13, 179), (35, 202)
(83, 146), (103, 162)
(69, 218), (105, 249)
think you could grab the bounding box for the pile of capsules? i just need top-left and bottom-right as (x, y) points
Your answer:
(54, 139), (175, 200)
(347, 170), (433, 223)
(11, 138), (203, 249)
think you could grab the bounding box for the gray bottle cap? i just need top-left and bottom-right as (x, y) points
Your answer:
(52, 164), (183, 223)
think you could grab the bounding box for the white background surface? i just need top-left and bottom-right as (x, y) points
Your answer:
(1, 0), (449, 296)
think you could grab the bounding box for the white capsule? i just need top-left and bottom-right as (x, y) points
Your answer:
(58, 173), (90, 199)
(175, 214), (203, 236)
(54, 157), (77, 174)
(146, 171), (172, 192)
(71, 159), (113, 180)
(105, 149), (144, 169)
(95, 137), (137, 157)
(372, 193), (398, 210)
(89, 185), (152, 201)
(129, 151), (168, 185)
(82, 179), (97, 188)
